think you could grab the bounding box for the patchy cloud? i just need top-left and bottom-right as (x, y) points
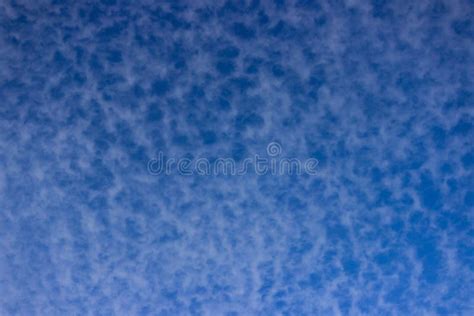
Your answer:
(0, 0), (473, 314)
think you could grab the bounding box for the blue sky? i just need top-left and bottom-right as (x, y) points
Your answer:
(0, 0), (473, 315)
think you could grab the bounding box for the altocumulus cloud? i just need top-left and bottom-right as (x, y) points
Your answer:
(0, 0), (473, 315)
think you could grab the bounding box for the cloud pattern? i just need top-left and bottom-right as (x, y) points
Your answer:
(0, 0), (473, 314)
